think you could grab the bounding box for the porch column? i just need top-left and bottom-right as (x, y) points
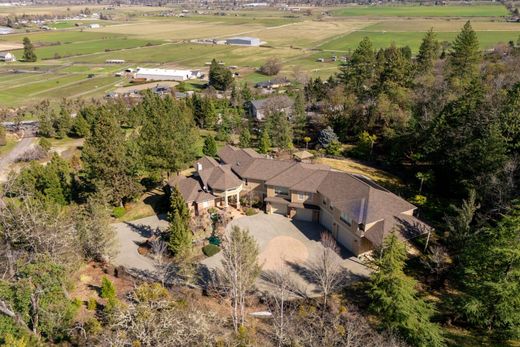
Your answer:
(224, 192), (229, 207)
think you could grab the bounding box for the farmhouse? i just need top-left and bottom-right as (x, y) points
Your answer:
(0, 52), (16, 62)
(169, 145), (429, 256)
(134, 67), (201, 81)
(226, 36), (261, 46)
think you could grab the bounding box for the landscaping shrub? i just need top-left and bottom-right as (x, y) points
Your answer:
(39, 137), (52, 152)
(112, 206), (126, 218)
(208, 235), (221, 246)
(245, 208), (257, 216)
(202, 244), (221, 257)
(87, 298), (97, 311)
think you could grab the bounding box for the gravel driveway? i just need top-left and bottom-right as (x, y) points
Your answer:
(0, 137), (37, 182)
(201, 213), (370, 297)
(112, 215), (169, 277)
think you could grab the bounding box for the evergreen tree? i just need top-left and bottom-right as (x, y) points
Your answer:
(339, 37), (376, 93)
(81, 108), (141, 206)
(201, 96), (217, 129)
(241, 82), (253, 103)
(208, 59), (233, 91)
(292, 91), (308, 144)
(416, 29), (440, 74)
(136, 92), (199, 176)
(368, 234), (445, 347)
(457, 206), (520, 341)
(427, 80), (508, 194)
(22, 37), (36, 62)
(239, 126), (251, 148)
(266, 111), (293, 149)
(70, 114), (90, 138)
(167, 185), (191, 255)
(318, 126), (339, 149)
(448, 21), (481, 83)
(258, 128), (271, 154)
(500, 82), (520, 151)
(203, 135), (217, 157)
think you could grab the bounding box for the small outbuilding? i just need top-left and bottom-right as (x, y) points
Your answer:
(0, 52), (16, 62)
(226, 36), (261, 46)
(293, 150), (314, 163)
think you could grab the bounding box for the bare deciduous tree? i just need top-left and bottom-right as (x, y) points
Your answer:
(308, 232), (346, 308)
(220, 225), (262, 332)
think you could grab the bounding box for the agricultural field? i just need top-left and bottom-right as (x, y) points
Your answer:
(332, 4), (510, 17)
(0, 3), (517, 107)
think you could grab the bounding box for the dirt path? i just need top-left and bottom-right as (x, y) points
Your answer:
(0, 137), (37, 182)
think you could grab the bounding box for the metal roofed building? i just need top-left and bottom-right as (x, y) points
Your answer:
(226, 37), (261, 46)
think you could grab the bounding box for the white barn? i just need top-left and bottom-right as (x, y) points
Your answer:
(226, 37), (261, 46)
(134, 68), (199, 81)
(0, 52), (16, 62)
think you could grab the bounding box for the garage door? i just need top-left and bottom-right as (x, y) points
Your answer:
(271, 203), (287, 216)
(319, 209), (334, 231)
(294, 208), (313, 222)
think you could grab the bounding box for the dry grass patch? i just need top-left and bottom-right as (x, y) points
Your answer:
(254, 20), (375, 47)
(97, 20), (267, 40)
(314, 156), (403, 187)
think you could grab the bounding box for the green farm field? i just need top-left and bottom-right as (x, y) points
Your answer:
(0, 3), (516, 107)
(332, 4), (509, 17)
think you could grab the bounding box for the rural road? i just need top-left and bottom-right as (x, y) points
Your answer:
(0, 137), (37, 182)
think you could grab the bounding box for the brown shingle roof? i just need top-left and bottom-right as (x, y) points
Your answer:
(198, 164), (243, 191)
(196, 156), (219, 170)
(364, 214), (432, 247)
(168, 175), (216, 204)
(265, 163), (329, 188)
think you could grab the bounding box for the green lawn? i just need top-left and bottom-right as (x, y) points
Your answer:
(333, 4), (509, 17)
(320, 30), (520, 53)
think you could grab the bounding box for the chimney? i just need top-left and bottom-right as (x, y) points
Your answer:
(196, 162), (203, 172)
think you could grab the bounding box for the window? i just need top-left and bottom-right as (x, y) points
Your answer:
(274, 186), (288, 195)
(340, 212), (352, 226)
(298, 193), (307, 201)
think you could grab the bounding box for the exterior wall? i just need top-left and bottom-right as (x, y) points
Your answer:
(135, 73), (188, 81)
(241, 179), (266, 199)
(290, 191), (319, 205)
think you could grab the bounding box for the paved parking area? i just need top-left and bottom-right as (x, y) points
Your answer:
(201, 213), (370, 297)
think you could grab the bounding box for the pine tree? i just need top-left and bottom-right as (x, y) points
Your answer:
(239, 126), (251, 148)
(292, 91), (308, 144)
(339, 36), (376, 93)
(167, 186), (191, 255)
(136, 92), (199, 176)
(209, 59), (233, 91)
(81, 108), (141, 206)
(416, 29), (440, 74)
(457, 206), (520, 341)
(22, 37), (37, 62)
(266, 111), (293, 149)
(448, 21), (481, 83)
(258, 128), (271, 154)
(203, 135), (217, 157)
(368, 233), (445, 347)
(201, 97), (217, 129)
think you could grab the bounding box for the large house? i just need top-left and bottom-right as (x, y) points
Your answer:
(169, 145), (429, 256)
